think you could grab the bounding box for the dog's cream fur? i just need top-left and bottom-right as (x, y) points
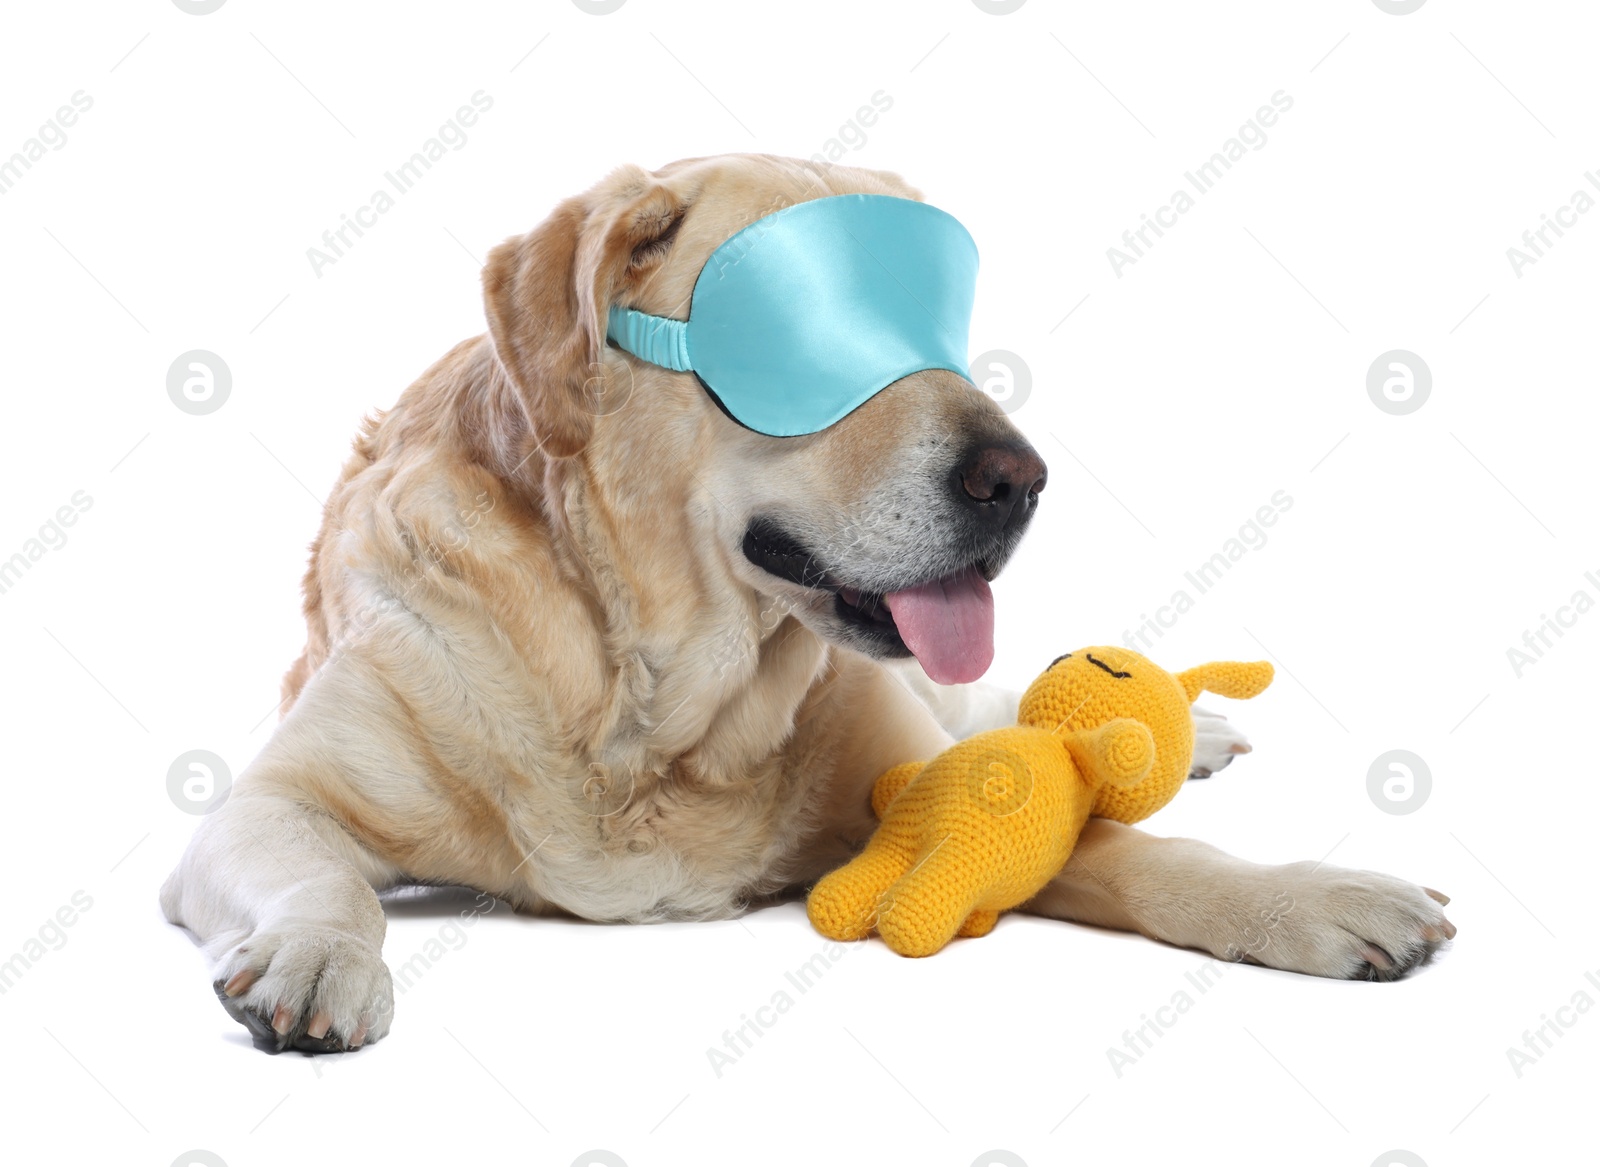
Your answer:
(162, 155), (1454, 1052)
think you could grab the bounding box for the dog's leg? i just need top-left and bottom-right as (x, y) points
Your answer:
(161, 771), (401, 1053)
(887, 661), (1020, 740)
(1024, 819), (1455, 981)
(1188, 704), (1253, 777)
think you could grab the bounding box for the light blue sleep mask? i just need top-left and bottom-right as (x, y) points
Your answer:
(605, 193), (978, 437)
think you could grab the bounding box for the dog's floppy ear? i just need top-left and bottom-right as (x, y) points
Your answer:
(482, 168), (687, 459)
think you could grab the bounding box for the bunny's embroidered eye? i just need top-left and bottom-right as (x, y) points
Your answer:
(1085, 652), (1132, 679)
(1048, 653), (1072, 669)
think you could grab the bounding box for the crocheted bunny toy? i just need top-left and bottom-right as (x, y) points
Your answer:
(806, 646), (1273, 956)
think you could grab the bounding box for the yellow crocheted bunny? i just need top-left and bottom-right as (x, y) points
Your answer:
(807, 647), (1274, 956)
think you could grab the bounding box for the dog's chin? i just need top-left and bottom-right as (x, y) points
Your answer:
(738, 517), (1014, 668)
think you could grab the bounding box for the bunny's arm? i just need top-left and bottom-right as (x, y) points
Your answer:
(1063, 718), (1155, 789)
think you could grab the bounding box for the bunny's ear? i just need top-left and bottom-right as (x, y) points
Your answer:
(1175, 661), (1274, 703)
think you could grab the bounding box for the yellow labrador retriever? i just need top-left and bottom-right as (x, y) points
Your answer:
(161, 154), (1454, 1052)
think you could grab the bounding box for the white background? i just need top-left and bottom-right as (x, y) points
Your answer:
(0, 1), (1593, 1164)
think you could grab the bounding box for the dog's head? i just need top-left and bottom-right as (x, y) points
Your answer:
(482, 154), (1046, 685)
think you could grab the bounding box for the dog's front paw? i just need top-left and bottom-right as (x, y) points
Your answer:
(1246, 862), (1456, 981)
(1189, 704), (1252, 778)
(211, 926), (393, 1053)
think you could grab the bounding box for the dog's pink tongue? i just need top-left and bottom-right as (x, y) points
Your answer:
(883, 566), (995, 685)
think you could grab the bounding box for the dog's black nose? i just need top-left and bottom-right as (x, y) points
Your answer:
(953, 441), (1048, 529)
